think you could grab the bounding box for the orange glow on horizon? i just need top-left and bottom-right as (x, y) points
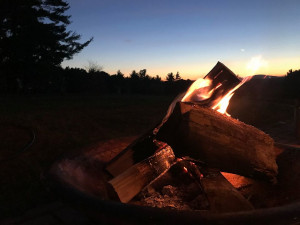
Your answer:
(99, 57), (299, 80)
(146, 58), (298, 80)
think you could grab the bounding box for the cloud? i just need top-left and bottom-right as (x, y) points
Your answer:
(240, 48), (245, 52)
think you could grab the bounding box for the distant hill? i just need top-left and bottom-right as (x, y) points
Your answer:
(251, 74), (284, 79)
(228, 74), (289, 126)
(235, 75), (285, 100)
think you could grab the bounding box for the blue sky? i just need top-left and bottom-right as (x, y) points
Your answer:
(62, 0), (300, 79)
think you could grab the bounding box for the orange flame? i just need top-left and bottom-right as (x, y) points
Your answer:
(211, 76), (252, 116)
(181, 78), (212, 102)
(182, 76), (252, 116)
(212, 92), (234, 116)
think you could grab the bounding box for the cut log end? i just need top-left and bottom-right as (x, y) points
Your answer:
(109, 143), (176, 203)
(157, 102), (278, 181)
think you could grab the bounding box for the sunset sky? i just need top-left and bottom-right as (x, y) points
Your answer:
(62, 0), (300, 80)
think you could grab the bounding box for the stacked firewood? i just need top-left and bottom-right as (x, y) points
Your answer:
(104, 62), (278, 213)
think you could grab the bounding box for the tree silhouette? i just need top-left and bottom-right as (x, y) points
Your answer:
(285, 69), (300, 98)
(175, 71), (181, 80)
(130, 70), (139, 80)
(138, 69), (147, 80)
(155, 75), (161, 81)
(116, 70), (124, 78)
(166, 72), (175, 82)
(0, 0), (92, 92)
(85, 61), (103, 73)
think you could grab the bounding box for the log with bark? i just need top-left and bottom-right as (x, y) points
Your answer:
(105, 133), (156, 177)
(108, 141), (176, 203)
(157, 102), (278, 181)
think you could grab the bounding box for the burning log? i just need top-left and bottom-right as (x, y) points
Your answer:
(157, 102), (278, 181)
(180, 61), (241, 109)
(108, 142), (175, 203)
(204, 61), (240, 92)
(104, 61), (278, 212)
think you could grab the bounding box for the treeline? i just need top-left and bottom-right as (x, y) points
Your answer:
(284, 69), (300, 98)
(0, 0), (193, 96)
(63, 67), (193, 95)
(0, 66), (193, 95)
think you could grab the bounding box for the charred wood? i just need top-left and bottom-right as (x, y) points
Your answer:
(137, 160), (210, 210)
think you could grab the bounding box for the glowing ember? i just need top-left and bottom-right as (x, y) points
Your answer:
(182, 76), (252, 116)
(183, 166), (188, 173)
(221, 172), (253, 189)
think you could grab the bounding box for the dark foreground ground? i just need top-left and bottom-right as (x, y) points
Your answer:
(0, 94), (173, 220)
(0, 92), (297, 223)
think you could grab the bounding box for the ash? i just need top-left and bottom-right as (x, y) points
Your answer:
(135, 183), (209, 210)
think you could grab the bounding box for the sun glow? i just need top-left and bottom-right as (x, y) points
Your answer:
(246, 55), (268, 74)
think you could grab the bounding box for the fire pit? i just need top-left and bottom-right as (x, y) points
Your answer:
(46, 62), (300, 225)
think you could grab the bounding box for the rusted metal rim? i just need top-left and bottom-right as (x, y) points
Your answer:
(46, 169), (300, 225)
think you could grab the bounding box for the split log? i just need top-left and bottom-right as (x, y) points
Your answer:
(198, 168), (254, 212)
(157, 102), (278, 181)
(204, 61), (240, 92)
(182, 61), (241, 108)
(108, 143), (176, 203)
(105, 133), (157, 177)
(185, 163), (254, 212)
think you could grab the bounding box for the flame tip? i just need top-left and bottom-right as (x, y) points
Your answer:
(181, 75), (252, 116)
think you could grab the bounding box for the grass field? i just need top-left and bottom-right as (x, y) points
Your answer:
(0, 94), (173, 218)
